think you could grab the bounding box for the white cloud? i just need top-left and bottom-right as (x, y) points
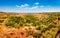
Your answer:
(16, 4), (29, 8)
(1, 6), (60, 13)
(31, 6), (39, 9)
(16, 4), (46, 13)
(40, 5), (44, 7)
(20, 4), (29, 7)
(24, 4), (29, 7)
(16, 5), (20, 7)
(35, 2), (39, 5)
(14, 3), (60, 13)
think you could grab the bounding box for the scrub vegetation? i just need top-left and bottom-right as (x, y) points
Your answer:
(0, 12), (60, 38)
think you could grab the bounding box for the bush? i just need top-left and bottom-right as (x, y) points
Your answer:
(5, 16), (25, 28)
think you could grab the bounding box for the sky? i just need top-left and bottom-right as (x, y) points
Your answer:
(0, 0), (60, 13)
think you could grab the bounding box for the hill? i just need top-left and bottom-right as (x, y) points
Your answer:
(0, 12), (60, 38)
